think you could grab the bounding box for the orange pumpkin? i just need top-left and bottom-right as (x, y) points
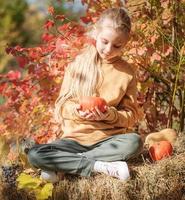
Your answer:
(149, 140), (173, 161)
(79, 96), (107, 113)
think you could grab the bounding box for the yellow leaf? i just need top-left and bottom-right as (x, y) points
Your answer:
(35, 183), (54, 200)
(33, 105), (46, 114)
(54, 77), (62, 84)
(17, 173), (42, 189)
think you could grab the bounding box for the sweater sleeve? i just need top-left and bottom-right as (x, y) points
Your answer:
(55, 64), (79, 121)
(103, 74), (142, 128)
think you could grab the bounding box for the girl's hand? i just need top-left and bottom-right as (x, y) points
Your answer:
(74, 104), (110, 121)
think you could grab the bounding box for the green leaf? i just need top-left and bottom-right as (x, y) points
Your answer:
(0, 96), (6, 105)
(35, 183), (54, 200)
(17, 173), (42, 189)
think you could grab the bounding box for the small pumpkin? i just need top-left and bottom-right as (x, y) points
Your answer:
(79, 96), (108, 113)
(145, 128), (177, 147)
(149, 140), (173, 161)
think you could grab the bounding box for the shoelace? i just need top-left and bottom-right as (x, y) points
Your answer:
(106, 164), (120, 178)
(98, 162), (120, 178)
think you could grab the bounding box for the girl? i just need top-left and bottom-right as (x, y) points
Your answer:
(28, 7), (143, 183)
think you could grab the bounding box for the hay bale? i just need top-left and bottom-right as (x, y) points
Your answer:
(52, 133), (185, 200)
(0, 133), (184, 200)
(51, 154), (185, 200)
(0, 184), (35, 200)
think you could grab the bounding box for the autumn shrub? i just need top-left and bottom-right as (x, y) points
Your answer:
(0, 1), (185, 200)
(0, 0), (184, 167)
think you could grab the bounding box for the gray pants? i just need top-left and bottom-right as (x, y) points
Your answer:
(27, 133), (143, 177)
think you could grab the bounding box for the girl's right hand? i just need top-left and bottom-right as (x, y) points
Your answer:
(73, 104), (110, 121)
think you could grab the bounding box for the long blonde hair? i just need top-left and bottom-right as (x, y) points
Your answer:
(54, 7), (131, 124)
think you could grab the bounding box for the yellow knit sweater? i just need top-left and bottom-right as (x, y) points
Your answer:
(59, 57), (142, 145)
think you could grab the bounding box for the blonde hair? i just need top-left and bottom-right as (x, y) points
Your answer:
(54, 7), (131, 124)
(90, 7), (131, 38)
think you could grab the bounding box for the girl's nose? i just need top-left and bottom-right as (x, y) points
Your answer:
(105, 44), (112, 54)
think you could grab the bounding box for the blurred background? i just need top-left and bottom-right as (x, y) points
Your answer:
(0, 0), (184, 132)
(0, 0), (86, 74)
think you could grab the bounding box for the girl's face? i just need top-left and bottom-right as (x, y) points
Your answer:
(96, 22), (129, 61)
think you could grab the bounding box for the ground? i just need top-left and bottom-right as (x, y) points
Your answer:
(0, 133), (185, 200)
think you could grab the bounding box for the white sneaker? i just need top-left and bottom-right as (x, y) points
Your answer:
(93, 161), (130, 180)
(40, 170), (58, 183)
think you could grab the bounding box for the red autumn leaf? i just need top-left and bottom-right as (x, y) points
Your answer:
(80, 16), (92, 24)
(150, 52), (162, 63)
(91, 16), (98, 23)
(16, 56), (29, 68)
(161, 0), (169, 8)
(137, 47), (147, 56)
(85, 37), (96, 46)
(55, 38), (67, 54)
(6, 46), (26, 56)
(150, 34), (159, 44)
(58, 23), (70, 32)
(140, 23), (147, 30)
(5, 47), (14, 54)
(162, 8), (172, 25)
(28, 48), (42, 60)
(48, 6), (54, 15)
(128, 48), (137, 55)
(44, 20), (54, 30)
(7, 70), (21, 81)
(29, 51), (38, 60)
(15, 83), (32, 98)
(0, 83), (7, 93)
(7, 149), (19, 162)
(55, 15), (65, 21)
(55, 38), (65, 53)
(14, 45), (25, 52)
(163, 46), (173, 56)
(41, 33), (55, 42)
(33, 131), (53, 144)
(0, 74), (5, 78)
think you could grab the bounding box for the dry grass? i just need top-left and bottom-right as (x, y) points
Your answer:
(0, 133), (185, 200)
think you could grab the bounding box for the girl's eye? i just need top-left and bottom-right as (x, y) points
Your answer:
(114, 45), (122, 49)
(102, 40), (108, 44)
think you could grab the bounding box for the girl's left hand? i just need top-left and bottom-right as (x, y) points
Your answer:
(85, 106), (110, 121)
(74, 104), (110, 121)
